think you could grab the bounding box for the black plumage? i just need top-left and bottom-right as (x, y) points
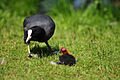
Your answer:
(50, 47), (76, 66)
(23, 14), (55, 43)
(58, 53), (76, 66)
(56, 47), (76, 66)
(23, 14), (55, 56)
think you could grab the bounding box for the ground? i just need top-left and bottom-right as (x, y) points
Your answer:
(0, 7), (120, 80)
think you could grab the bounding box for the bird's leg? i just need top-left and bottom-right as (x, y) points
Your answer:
(27, 44), (32, 57)
(45, 41), (53, 52)
(45, 41), (59, 54)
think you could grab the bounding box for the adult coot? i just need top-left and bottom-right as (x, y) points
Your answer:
(23, 14), (55, 57)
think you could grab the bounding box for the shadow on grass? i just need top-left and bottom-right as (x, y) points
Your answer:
(31, 44), (59, 58)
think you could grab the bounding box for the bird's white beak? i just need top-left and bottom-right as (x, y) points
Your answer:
(26, 29), (32, 43)
(26, 36), (32, 43)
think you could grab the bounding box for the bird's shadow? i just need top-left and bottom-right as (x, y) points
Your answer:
(31, 44), (59, 58)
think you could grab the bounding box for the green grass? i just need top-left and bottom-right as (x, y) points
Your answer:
(0, 0), (120, 80)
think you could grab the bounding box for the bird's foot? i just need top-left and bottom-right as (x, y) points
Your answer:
(28, 53), (38, 58)
(28, 53), (33, 57)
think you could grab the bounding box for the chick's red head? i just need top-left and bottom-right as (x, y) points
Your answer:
(60, 47), (68, 55)
(60, 47), (66, 52)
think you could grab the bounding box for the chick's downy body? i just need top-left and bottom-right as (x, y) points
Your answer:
(59, 53), (76, 66)
(58, 47), (76, 66)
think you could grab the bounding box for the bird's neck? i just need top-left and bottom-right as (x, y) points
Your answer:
(61, 51), (69, 55)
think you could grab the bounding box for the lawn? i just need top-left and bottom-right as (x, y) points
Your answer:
(0, 0), (120, 80)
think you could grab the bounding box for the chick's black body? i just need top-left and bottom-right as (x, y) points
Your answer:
(59, 54), (76, 66)
(23, 14), (55, 43)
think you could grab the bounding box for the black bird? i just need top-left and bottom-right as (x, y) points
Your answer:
(23, 14), (55, 57)
(58, 47), (76, 66)
(50, 47), (76, 66)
